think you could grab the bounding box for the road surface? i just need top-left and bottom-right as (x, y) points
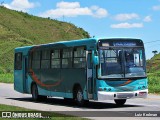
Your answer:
(0, 83), (160, 120)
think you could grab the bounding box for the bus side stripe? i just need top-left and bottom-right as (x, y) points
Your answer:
(118, 80), (132, 86)
(29, 69), (62, 87)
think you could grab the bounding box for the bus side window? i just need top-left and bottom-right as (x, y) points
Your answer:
(62, 48), (73, 68)
(32, 51), (41, 69)
(15, 52), (22, 70)
(51, 50), (61, 68)
(74, 47), (86, 68)
(41, 50), (50, 69)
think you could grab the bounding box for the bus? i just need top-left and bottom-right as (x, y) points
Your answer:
(14, 38), (148, 106)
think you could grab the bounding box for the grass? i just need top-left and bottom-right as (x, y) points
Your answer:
(0, 104), (88, 120)
(0, 73), (13, 83)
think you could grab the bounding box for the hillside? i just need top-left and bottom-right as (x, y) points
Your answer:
(147, 53), (160, 73)
(0, 6), (90, 73)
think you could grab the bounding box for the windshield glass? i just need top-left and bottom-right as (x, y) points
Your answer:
(99, 48), (146, 79)
(124, 49), (145, 77)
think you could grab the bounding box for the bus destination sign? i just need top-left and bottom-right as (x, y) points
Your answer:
(113, 42), (136, 47)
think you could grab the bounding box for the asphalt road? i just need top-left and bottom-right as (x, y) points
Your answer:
(0, 83), (160, 120)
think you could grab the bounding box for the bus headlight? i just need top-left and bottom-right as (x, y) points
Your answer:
(108, 88), (111, 91)
(98, 88), (103, 91)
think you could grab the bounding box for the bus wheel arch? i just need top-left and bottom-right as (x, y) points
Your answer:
(31, 82), (47, 101)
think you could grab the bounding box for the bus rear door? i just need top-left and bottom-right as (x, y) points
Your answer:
(23, 55), (28, 93)
(14, 52), (28, 93)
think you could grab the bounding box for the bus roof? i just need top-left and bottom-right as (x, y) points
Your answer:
(15, 37), (142, 50)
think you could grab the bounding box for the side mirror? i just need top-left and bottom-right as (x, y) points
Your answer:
(93, 56), (99, 65)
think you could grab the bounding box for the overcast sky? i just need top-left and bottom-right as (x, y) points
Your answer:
(2, 0), (160, 59)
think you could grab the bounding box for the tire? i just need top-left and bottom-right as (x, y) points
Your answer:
(64, 98), (72, 101)
(114, 99), (126, 106)
(74, 87), (85, 106)
(31, 84), (40, 101)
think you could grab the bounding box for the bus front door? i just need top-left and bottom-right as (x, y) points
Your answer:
(87, 51), (94, 99)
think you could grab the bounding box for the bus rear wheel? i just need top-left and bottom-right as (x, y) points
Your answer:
(114, 99), (126, 106)
(31, 84), (47, 101)
(31, 84), (39, 101)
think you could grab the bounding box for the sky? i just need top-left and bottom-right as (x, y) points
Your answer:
(2, 0), (160, 59)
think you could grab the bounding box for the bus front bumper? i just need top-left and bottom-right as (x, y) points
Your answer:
(98, 89), (148, 101)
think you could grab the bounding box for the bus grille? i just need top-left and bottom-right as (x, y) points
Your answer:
(117, 93), (134, 99)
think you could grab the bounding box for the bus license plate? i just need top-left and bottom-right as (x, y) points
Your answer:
(139, 92), (146, 96)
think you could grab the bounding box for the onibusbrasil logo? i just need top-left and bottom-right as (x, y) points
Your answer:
(1, 112), (50, 118)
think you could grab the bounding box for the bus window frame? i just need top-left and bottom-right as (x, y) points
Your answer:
(73, 46), (87, 69)
(31, 50), (41, 69)
(62, 48), (73, 69)
(51, 49), (61, 69)
(14, 52), (22, 70)
(41, 49), (51, 69)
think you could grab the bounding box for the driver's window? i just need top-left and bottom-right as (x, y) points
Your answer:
(125, 49), (143, 67)
(134, 50), (143, 66)
(125, 51), (134, 63)
(134, 53), (140, 66)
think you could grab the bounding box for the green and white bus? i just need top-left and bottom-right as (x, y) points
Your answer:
(14, 38), (148, 106)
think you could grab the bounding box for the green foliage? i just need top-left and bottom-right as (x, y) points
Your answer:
(0, 6), (90, 73)
(0, 66), (6, 74)
(147, 53), (160, 73)
(147, 72), (160, 94)
(143, 53), (160, 94)
(0, 73), (13, 83)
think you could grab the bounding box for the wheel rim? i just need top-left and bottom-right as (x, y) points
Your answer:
(77, 90), (83, 102)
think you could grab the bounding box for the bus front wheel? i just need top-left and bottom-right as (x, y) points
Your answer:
(74, 87), (85, 106)
(114, 99), (126, 106)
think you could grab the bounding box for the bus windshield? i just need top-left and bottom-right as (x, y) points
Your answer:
(99, 48), (146, 79)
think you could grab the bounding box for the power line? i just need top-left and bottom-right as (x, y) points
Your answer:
(145, 43), (160, 48)
(144, 40), (160, 44)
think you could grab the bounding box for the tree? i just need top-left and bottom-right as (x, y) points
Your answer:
(152, 50), (158, 56)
